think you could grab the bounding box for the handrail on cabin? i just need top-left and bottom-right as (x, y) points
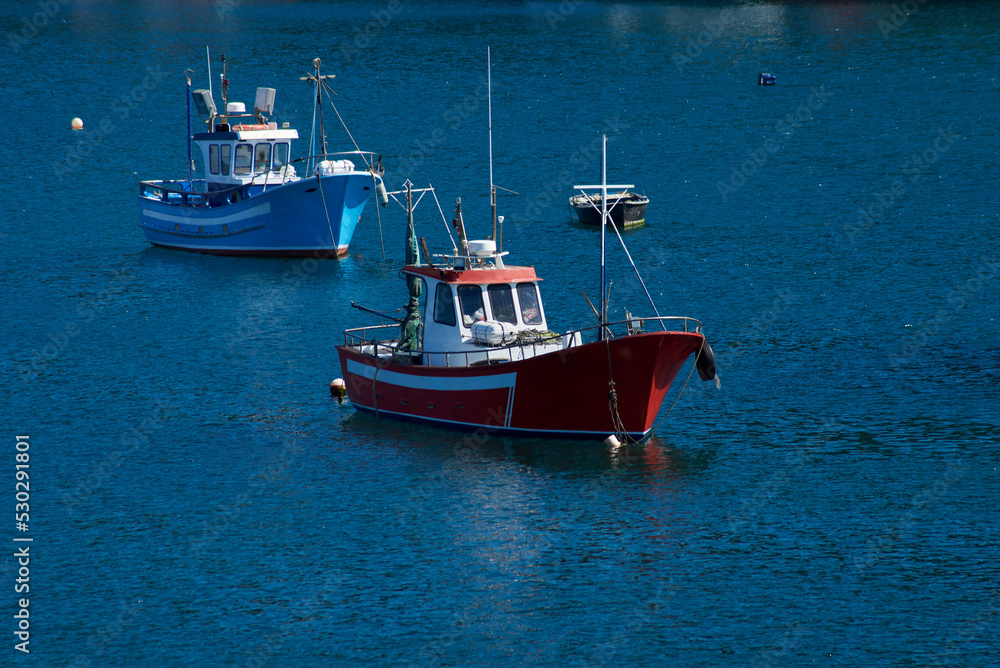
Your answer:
(140, 148), (384, 207)
(342, 316), (704, 369)
(297, 150), (384, 176)
(138, 180), (210, 207)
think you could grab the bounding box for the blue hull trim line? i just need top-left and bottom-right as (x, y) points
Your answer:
(138, 172), (377, 257)
(349, 404), (650, 442)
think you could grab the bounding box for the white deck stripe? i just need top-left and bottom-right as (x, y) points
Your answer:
(347, 359), (516, 392)
(141, 202), (271, 225)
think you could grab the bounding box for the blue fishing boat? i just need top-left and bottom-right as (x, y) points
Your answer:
(138, 55), (387, 258)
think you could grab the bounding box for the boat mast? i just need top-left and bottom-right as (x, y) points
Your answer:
(600, 135), (608, 340)
(301, 58), (335, 175)
(573, 137), (630, 340)
(206, 46), (213, 100)
(185, 69), (193, 184)
(453, 197), (470, 268)
(315, 58), (327, 157)
(220, 54), (229, 115)
(406, 181), (415, 258)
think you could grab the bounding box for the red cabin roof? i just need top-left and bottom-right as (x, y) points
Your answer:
(403, 264), (541, 284)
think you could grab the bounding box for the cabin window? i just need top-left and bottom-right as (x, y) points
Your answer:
(220, 145), (231, 176)
(209, 145), (220, 175)
(458, 285), (485, 327)
(234, 144), (253, 175)
(517, 283), (542, 325)
(273, 143), (289, 170)
(254, 143), (271, 173)
(433, 283), (456, 326)
(488, 285), (517, 324)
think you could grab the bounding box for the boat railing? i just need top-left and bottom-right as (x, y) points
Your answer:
(343, 323), (399, 350)
(576, 315), (702, 339)
(342, 315), (703, 369)
(303, 151), (384, 176)
(138, 180), (211, 207)
(139, 179), (272, 208)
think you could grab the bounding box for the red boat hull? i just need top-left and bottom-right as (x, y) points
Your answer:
(336, 331), (704, 440)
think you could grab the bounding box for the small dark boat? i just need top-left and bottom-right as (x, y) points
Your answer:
(569, 190), (648, 228)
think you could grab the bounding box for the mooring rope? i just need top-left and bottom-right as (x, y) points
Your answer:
(604, 337), (633, 445)
(321, 84), (375, 173)
(371, 361), (381, 419)
(371, 172), (386, 259)
(606, 336), (707, 444)
(318, 82), (384, 258)
(316, 174), (337, 255)
(648, 340), (704, 437)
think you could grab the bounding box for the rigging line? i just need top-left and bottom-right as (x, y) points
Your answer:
(315, 80), (380, 256)
(371, 172), (386, 260)
(307, 78), (319, 176)
(316, 174), (337, 255)
(387, 187), (432, 212)
(649, 342), (702, 436)
(581, 192), (627, 216)
(428, 183), (459, 253)
(606, 216), (666, 332)
(315, 74), (327, 157)
(370, 354), (392, 419)
(321, 83), (374, 173)
(603, 337), (632, 445)
(372, 362), (381, 419)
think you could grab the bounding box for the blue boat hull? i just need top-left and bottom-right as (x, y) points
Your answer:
(138, 172), (379, 257)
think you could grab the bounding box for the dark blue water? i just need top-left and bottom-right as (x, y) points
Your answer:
(3, 1), (999, 665)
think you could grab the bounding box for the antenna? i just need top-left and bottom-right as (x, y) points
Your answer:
(488, 46), (496, 246)
(206, 46), (213, 99)
(185, 69), (194, 184)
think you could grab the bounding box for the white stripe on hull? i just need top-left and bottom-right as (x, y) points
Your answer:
(347, 359), (516, 392)
(141, 202), (271, 225)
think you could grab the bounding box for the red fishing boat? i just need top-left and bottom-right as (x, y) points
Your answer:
(335, 137), (718, 442)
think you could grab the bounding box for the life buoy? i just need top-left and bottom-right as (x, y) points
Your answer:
(696, 339), (717, 381)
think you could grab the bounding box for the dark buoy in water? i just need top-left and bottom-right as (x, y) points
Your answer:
(696, 339), (721, 389)
(758, 73), (776, 85)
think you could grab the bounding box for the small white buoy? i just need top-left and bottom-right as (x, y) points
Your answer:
(330, 378), (347, 403)
(604, 434), (621, 448)
(71, 117), (83, 130)
(376, 180), (388, 207)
